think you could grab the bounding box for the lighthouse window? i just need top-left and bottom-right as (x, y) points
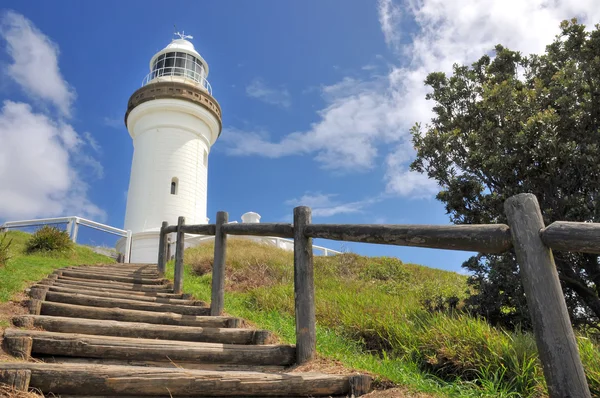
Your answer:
(152, 52), (205, 83)
(170, 177), (179, 195)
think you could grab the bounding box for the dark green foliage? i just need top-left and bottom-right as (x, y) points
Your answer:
(25, 226), (74, 255)
(0, 232), (12, 267)
(411, 19), (600, 329)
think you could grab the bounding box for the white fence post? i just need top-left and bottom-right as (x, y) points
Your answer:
(71, 218), (80, 243)
(124, 230), (133, 263)
(66, 218), (74, 240)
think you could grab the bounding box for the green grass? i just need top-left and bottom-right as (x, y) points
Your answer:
(0, 230), (115, 302)
(164, 239), (600, 397)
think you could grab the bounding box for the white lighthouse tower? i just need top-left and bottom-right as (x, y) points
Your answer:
(120, 33), (222, 263)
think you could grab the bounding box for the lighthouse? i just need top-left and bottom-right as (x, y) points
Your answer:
(120, 33), (222, 263)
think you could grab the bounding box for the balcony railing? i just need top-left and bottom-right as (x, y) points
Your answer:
(142, 66), (212, 95)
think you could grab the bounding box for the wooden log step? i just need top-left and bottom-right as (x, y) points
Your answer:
(63, 266), (160, 275)
(56, 270), (163, 282)
(78, 263), (156, 269)
(36, 301), (240, 328)
(62, 269), (160, 278)
(37, 282), (186, 298)
(12, 316), (270, 344)
(70, 263), (158, 270)
(56, 274), (172, 289)
(0, 369), (31, 392)
(0, 363), (370, 397)
(4, 329), (296, 366)
(53, 277), (174, 292)
(57, 270), (167, 285)
(38, 356), (286, 372)
(31, 284), (204, 306)
(40, 291), (210, 315)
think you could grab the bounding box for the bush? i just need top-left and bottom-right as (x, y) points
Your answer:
(0, 232), (12, 267)
(25, 226), (74, 255)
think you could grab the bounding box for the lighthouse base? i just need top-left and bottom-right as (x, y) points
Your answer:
(116, 231), (162, 264)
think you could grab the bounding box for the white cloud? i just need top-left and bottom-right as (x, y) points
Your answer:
(285, 192), (380, 217)
(378, 0), (402, 52)
(0, 10), (75, 117)
(224, 76), (400, 170)
(83, 131), (101, 154)
(103, 116), (123, 129)
(246, 78), (291, 108)
(224, 0), (600, 198)
(0, 101), (104, 221)
(0, 11), (104, 222)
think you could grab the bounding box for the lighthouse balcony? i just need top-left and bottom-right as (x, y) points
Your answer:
(142, 66), (212, 95)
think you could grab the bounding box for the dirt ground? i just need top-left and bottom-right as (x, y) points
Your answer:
(290, 357), (437, 397)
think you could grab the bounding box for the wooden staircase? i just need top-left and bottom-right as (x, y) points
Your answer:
(1, 264), (372, 397)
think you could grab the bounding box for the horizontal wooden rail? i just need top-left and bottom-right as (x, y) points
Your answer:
(541, 221), (600, 254)
(163, 225), (178, 234)
(304, 224), (512, 254)
(221, 223), (294, 238)
(181, 224), (216, 235)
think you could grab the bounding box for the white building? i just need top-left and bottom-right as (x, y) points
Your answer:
(118, 34), (222, 263)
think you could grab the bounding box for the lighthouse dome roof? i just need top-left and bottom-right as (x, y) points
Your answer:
(166, 38), (197, 53)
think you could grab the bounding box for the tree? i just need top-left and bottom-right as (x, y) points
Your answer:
(410, 20), (600, 329)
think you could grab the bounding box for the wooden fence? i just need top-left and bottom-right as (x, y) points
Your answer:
(157, 193), (599, 398)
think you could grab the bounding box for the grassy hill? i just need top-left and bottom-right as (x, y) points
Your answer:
(0, 230), (115, 303)
(167, 239), (600, 397)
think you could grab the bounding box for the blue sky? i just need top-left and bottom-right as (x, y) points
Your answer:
(0, 1), (597, 273)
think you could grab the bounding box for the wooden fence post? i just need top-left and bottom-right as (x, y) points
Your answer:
(157, 221), (168, 277)
(294, 206), (316, 364)
(166, 236), (172, 261)
(505, 193), (590, 398)
(174, 216), (185, 295)
(211, 211), (228, 316)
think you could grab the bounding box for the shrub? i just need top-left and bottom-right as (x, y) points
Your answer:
(0, 232), (12, 267)
(25, 226), (74, 255)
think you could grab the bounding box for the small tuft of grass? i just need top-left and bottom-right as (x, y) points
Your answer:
(0, 232), (13, 267)
(25, 226), (73, 255)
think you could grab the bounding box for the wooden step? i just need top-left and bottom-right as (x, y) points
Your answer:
(62, 269), (160, 278)
(50, 277), (173, 292)
(66, 263), (158, 269)
(37, 356), (286, 372)
(32, 300), (240, 327)
(12, 315), (270, 344)
(70, 264), (159, 270)
(37, 282), (187, 298)
(63, 266), (160, 276)
(55, 274), (169, 288)
(37, 290), (209, 315)
(3, 329), (296, 366)
(30, 284), (203, 305)
(55, 274), (172, 288)
(57, 270), (167, 285)
(0, 363), (370, 396)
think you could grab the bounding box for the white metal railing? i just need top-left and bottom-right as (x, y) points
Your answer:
(142, 66), (212, 95)
(0, 216), (132, 263)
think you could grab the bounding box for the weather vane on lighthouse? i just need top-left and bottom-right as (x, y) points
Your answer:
(175, 31), (193, 40)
